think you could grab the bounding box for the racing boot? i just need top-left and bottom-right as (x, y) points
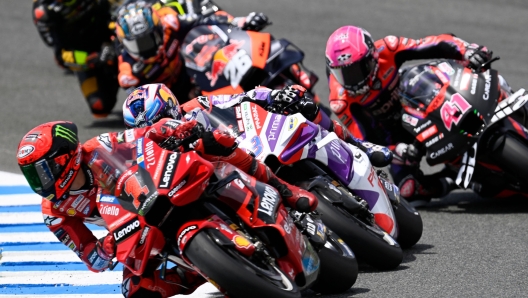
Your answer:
(248, 157), (318, 213)
(395, 167), (457, 207)
(122, 266), (205, 298)
(332, 120), (393, 167)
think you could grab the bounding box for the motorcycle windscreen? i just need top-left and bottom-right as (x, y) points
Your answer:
(88, 140), (159, 215)
(206, 105), (245, 137)
(181, 25), (226, 72)
(400, 65), (445, 111)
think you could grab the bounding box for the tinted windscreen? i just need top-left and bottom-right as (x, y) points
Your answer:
(206, 106), (242, 136)
(400, 65), (444, 109)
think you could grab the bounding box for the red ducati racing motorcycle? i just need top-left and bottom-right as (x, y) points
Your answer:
(89, 137), (357, 297)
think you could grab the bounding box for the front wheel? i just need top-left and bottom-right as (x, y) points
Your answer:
(185, 231), (301, 298)
(490, 132), (528, 183)
(314, 189), (403, 270)
(393, 198), (423, 248)
(310, 231), (358, 294)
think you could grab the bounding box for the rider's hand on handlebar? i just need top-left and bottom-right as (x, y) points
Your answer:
(464, 43), (493, 71)
(268, 85), (320, 119)
(271, 85), (307, 103)
(393, 143), (422, 167)
(172, 120), (237, 156)
(97, 234), (116, 259)
(241, 12), (270, 31)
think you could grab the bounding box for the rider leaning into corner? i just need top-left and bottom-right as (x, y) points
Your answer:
(324, 25), (513, 205)
(115, 0), (270, 102)
(32, 0), (121, 118)
(122, 83), (394, 170)
(15, 90), (321, 297)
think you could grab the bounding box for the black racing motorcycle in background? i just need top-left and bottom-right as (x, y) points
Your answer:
(399, 58), (528, 198)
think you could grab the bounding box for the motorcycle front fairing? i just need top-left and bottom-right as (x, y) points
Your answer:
(208, 161), (320, 288)
(89, 142), (166, 276)
(182, 24), (272, 93)
(399, 61), (499, 165)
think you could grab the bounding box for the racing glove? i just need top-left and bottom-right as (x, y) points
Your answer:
(268, 85), (320, 119)
(464, 44), (493, 70)
(86, 234), (115, 272)
(392, 143), (422, 167)
(98, 234), (116, 258)
(270, 84), (307, 104)
(172, 120), (237, 156)
(239, 12), (270, 31)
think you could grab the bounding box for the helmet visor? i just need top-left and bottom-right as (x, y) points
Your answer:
(19, 152), (73, 201)
(329, 54), (376, 90)
(123, 32), (160, 60)
(20, 160), (56, 199)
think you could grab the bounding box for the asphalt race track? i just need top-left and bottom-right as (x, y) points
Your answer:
(2, 0), (528, 297)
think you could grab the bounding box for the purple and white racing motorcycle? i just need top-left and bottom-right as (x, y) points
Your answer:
(184, 98), (422, 270)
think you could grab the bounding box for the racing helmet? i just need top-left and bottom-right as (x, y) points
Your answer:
(116, 2), (164, 63)
(123, 83), (182, 128)
(17, 121), (82, 203)
(325, 26), (378, 94)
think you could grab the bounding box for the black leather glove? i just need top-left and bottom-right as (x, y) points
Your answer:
(270, 85), (306, 103)
(242, 12), (270, 31)
(464, 44), (493, 70)
(269, 85), (320, 120)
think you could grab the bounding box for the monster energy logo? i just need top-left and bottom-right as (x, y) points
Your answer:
(54, 125), (76, 143)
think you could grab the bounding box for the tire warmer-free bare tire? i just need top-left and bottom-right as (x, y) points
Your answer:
(393, 198), (423, 249)
(310, 233), (358, 294)
(314, 189), (403, 270)
(185, 231), (301, 298)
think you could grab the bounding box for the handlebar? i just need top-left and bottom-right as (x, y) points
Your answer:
(473, 56), (500, 73)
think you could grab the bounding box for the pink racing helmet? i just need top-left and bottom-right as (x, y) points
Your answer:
(325, 26), (378, 94)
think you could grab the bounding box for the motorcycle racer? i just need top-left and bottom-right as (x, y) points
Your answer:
(32, 0), (120, 118)
(123, 83), (394, 168)
(116, 0), (270, 102)
(16, 118), (316, 296)
(325, 25), (493, 204)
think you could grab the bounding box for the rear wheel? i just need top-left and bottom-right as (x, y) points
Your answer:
(314, 188), (403, 270)
(185, 231), (301, 298)
(310, 231), (358, 294)
(393, 198), (423, 249)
